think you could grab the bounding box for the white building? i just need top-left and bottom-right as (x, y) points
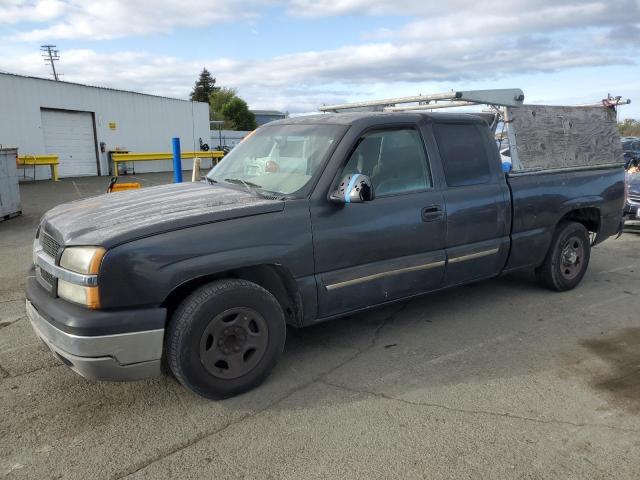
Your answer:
(0, 72), (210, 179)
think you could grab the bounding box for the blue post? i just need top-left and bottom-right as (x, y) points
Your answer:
(172, 137), (182, 183)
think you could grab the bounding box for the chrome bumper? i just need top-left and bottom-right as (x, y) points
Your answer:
(26, 300), (164, 381)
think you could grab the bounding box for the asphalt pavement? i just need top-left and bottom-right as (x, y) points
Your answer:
(1, 174), (639, 479)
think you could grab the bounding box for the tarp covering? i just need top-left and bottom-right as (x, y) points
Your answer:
(507, 105), (624, 172)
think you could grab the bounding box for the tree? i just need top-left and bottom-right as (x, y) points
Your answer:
(190, 68), (218, 103)
(618, 119), (640, 137)
(221, 97), (257, 131)
(210, 87), (238, 125)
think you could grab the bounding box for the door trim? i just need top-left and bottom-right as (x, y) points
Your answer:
(448, 247), (499, 264)
(325, 259), (445, 290)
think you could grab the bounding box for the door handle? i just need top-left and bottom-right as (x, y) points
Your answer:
(421, 205), (443, 222)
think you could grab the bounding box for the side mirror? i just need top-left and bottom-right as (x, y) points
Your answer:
(330, 174), (375, 203)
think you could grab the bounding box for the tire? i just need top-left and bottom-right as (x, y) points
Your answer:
(166, 279), (286, 399)
(536, 221), (591, 291)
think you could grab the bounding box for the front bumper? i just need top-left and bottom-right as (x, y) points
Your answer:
(26, 297), (165, 382)
(624, 203), (640, 230)
(624, 202), (638, 217)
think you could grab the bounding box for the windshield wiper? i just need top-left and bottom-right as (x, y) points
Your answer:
(223, 178), (262, 192)
(205, 177), (217, 184)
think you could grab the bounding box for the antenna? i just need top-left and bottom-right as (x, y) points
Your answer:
(41, 45), (61, 81)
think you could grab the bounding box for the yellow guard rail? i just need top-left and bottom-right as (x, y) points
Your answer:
(17, 155), (60, 181)
(111, 151), (225, 177)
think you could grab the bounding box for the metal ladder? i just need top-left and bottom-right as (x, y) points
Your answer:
(319, 88), (526, 112)
(319, 89), (630, 172)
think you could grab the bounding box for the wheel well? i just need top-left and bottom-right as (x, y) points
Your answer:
(559, 207), (600, 233)
(162, 265), (303, 327)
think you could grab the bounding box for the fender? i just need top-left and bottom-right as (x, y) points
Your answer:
(98, 201), (315, 310)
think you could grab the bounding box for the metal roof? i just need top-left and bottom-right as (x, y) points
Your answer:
(0, 71), (203, 104)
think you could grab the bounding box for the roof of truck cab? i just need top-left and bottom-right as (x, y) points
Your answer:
(267, 111), (489, 126)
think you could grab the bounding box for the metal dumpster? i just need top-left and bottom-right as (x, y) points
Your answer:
(0, 148), (21, 221)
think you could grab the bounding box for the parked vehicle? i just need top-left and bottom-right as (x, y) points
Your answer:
(26, 112), (625, 399)
(622, 138), (640, 169)
(624, 169), (640, 230)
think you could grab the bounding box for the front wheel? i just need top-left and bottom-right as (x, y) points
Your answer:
(166, 279), (286, 399)
(536, 221), (591, 291)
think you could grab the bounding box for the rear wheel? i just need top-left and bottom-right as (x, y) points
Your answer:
(166, 279), (286, 399)
(536, 221), (591, 291)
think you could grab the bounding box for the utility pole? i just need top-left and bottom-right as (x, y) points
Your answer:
(40, 45), (60, 81)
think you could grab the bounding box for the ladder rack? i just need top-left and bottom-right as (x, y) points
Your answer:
(319, 88), (526, 112)
(319, 89), (631, 174)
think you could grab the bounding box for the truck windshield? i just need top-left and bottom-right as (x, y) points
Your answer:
(207, 124), (345, 196)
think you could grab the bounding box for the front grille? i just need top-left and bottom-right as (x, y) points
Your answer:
(628, 193), (640, 205)
(40, 232), (61, 258)
(39, 268), (55, 285)
(35, 266), (56, 294)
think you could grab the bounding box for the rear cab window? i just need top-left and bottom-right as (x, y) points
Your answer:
(433, 123), (493, 187)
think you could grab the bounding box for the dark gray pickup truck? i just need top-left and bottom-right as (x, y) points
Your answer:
(26, 112), (625, 399)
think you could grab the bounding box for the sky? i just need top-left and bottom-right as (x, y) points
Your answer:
(0, 0), (639, 118)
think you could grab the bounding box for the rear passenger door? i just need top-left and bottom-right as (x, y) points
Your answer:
(431, 121), (510, 286)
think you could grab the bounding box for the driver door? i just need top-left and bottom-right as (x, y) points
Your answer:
(310, 126), (447, 318)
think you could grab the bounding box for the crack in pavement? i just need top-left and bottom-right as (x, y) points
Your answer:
(113, 302), (409, 479)
(0, 362), (63, 382)
(0, 298), (24, 304)
(318, 379), (640, 435)
(167, 381), (246, 478)
(113, 378), (316, 479)
(0, 316), (26, 330)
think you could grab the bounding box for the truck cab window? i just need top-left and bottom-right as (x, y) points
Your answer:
(433, 123), (492, 187)
(341, 128), (431, 196)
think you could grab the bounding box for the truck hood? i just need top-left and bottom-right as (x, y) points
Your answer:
(40, 182), (284, 247)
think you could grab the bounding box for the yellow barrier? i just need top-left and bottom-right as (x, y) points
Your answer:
(17, 155), (60, 181)
(109, 182), (141, 192)
(111, 151), (225, 177)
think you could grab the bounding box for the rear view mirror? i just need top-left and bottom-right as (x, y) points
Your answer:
(330, 174), (375, 203)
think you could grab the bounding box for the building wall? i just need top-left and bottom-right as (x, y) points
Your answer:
(0, 73), (210, 179)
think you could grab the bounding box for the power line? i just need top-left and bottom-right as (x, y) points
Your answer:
(40, 45), (61, 81)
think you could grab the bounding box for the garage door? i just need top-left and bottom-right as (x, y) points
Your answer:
(41, 109), (98, 177)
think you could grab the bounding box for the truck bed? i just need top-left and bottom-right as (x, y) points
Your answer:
(504, 165), (625, 272)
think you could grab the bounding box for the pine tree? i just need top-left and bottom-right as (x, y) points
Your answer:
(190, 68), (218, 102)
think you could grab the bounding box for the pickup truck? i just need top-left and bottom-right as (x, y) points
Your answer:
(26, 112), (625, 399)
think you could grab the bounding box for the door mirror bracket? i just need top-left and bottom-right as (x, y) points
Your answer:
(329, 174), (375, 204)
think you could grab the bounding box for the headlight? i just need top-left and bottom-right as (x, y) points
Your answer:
(60, 246), (105, 274)
(58, 279), (100, 309)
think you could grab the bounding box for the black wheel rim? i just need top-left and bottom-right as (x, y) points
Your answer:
(199, 307), (269, 379)
(560, 235), (585, 280)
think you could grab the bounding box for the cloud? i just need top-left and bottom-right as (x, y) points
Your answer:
(0, 0), (67, 24)
(8, 0), (265, 40)
(0, 0), (638, 114)
(285, 0), (436, 17)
